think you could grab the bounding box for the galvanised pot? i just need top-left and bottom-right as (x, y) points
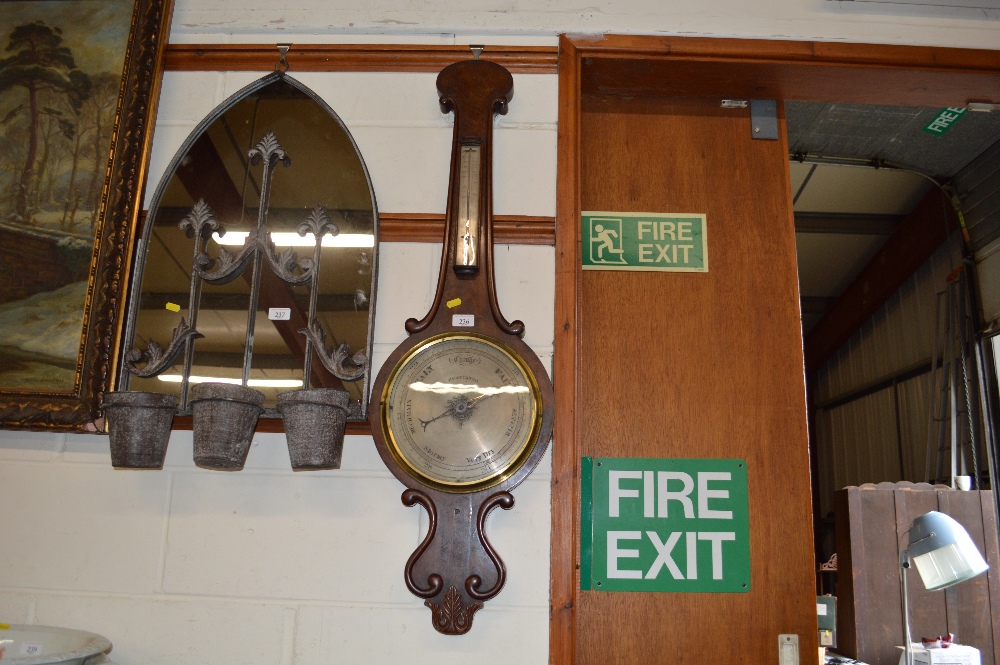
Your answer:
(278, 387), (350, 470)
(103, 391), (178, 469)
(190, 382), (264, 470)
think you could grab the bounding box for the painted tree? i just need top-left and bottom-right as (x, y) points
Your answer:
(59, 69), (93, 231)
(0, 21), (89, 223)
(84, 72), (119, 233)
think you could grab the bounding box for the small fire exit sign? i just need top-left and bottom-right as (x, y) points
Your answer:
(923, 107), (967, 136)
(581, 212), (708, 272)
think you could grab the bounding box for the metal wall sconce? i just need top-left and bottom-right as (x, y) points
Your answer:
(104, 130), (368, 471)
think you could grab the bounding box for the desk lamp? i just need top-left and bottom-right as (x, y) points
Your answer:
(900, 511), (989, 665)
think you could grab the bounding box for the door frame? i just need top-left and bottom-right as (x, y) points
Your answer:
(552, 33), (1000, 665)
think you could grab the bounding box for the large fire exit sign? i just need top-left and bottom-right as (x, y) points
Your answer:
(581, 457), (750, 593)
(581, 211), (708, 272)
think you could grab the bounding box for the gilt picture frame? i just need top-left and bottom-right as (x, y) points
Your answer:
(0, 0), (174, 431)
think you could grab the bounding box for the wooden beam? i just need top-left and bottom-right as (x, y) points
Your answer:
(146, 210), (555, 245)
(379, 212), (553, 245)
(573, 35), (1000, 107)
(549, 33), (581, 665)
(171, 415), (373, 436)
(569, 33), (1000, 73)
(800, 296), (837, 316)
(794, 212), (902, 236)
(165, 43), (558, 74)
(804, 187), (959, 373)
(140, 292), (360, 312)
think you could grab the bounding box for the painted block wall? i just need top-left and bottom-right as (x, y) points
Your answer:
(3, 2), (1000, 664)
(167, 0), (1000, 50)
(0, 64), (556, 665)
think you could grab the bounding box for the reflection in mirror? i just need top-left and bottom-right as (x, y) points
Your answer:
(120, 73), (378, 420)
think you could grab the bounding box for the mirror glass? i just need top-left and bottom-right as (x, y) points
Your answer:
(120, 74), (378, 420)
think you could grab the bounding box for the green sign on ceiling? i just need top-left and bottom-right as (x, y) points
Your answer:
(923, 107), (967, 136)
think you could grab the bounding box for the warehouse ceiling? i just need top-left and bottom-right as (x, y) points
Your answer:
(787, 102), (1000, 178)
(787, 101), (1000, 336)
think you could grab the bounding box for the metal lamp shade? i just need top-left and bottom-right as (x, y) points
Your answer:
(909, 511), (989, 590)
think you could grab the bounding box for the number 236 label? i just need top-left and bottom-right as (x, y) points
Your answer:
(452, 314), (474, 327)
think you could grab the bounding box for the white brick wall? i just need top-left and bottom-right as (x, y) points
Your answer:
(0, 62), (555, 665)
(166, 1), (1000, 50)
(0, 430), (552, 665)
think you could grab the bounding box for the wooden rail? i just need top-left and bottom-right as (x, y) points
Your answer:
(165, 43), (558, 74)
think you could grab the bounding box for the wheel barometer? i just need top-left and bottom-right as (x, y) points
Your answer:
(369, 55), (553, 635)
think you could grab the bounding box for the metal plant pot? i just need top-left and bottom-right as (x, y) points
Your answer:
(278, 388), (350, 470)
(103, 391), (178, 469)
(190, 382), (264, 470)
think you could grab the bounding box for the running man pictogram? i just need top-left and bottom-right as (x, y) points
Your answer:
(589, 218), (627, 264)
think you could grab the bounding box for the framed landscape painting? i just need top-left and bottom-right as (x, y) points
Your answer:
(0, 0), (174, 431)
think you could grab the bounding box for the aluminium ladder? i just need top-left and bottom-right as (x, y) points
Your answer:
(925, 266), (982, 488)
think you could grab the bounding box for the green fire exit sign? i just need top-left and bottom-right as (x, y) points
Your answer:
(581, 457), (750, 593)
(581, 212), (708, 272)
(923, 107), (967, 136)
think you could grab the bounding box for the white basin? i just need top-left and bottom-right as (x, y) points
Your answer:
(0, 625), (111, 665)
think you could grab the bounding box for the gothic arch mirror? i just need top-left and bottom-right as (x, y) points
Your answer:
(119, 72), (379, 421)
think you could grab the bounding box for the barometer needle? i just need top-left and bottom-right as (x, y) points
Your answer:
(418, 409), (454, 431)
(418, 392), (497, 431)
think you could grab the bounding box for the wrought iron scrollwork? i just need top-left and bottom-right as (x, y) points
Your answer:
(124, 318), (203, 378)
(195, 226), (313, 286)
(178, 198), (221, 238)
(296, 205), (367, 384)
(298, 204), (338, 240)
(249, 131), (289, 170)
(194, 235), (255, 285)
(299, 321), (368, 382)
(124, 199), (217, 390)
(263, 240), (312, 285)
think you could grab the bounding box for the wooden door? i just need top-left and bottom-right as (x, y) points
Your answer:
(570, 92), (817, 663)
(551, 34), (1000, 665)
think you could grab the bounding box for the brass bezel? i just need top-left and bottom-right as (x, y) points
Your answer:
(380, 332), (544, 494)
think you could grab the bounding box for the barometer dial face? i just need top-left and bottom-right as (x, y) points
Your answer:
(380, 334), (543, 492)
